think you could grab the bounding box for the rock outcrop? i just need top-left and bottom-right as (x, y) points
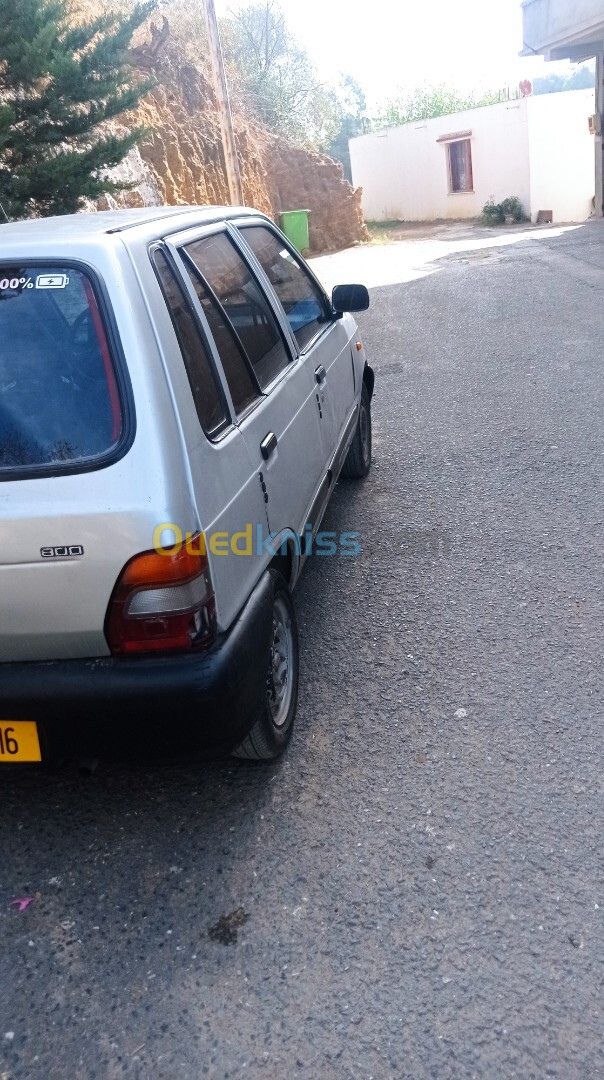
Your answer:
(101, 53), (368, 253)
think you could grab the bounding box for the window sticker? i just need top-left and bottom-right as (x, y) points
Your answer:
(36, 274), (70, 289)
(0, 275), (34, 291)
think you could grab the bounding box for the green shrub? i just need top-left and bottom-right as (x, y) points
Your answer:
(481, 200), (505, 225)
(501, 196), (526, 222)
(481, 196), (526, 226)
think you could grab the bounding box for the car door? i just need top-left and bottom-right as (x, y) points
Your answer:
(234, 219), (358, 465)
(149, 245), (269, 632)
(171, 224), (327, 542)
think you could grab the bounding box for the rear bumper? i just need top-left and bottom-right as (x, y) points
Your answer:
(0, 571), (274, 759)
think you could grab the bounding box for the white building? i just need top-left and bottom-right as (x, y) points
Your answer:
(350, 89), (595, 225)
(522, 0), (604, 214)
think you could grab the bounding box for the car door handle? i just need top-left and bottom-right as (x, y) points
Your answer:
(260, 432), (278, 460)
(315, 365), (326, 385)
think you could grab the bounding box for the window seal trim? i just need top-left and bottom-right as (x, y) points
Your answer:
(0, 257), (135, 483)
(296, 317), (338, 356)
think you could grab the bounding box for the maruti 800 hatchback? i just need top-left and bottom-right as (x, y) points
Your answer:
(0, 206), (373, 763)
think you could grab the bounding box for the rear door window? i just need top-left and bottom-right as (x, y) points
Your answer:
(0, 266), (124, 474)
(184, 232), (291, 390)
(182, 258), (260, 419)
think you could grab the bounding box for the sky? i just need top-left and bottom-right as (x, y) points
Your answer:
(215, 0), (579, 108)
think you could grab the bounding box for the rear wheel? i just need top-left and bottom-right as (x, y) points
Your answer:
(341, 381), (372, 479)
(232, 571), (299, 761)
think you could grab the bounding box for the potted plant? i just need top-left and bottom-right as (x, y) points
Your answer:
(481, 196), (526, 226)
(501, 196), (525, 224)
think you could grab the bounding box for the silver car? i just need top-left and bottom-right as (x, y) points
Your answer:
(0, 206), (373, 763)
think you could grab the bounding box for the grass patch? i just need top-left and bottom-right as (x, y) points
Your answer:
(365, 220), (406, 244)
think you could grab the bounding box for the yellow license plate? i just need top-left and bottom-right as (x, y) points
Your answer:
(0, 722), (41, 763)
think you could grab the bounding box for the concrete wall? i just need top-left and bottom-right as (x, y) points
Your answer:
(350, 100), (531, 222)
(527, 89), (595, 222)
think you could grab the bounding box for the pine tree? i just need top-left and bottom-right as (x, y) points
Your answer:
(0, 0), (156, 219)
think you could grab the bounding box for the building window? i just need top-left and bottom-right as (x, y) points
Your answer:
(447, 139), (473, 193)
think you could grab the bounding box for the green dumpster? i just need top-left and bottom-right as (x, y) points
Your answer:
(280, 209), (310, 254)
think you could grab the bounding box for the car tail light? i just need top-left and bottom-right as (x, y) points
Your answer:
(105, 534), (215, 655)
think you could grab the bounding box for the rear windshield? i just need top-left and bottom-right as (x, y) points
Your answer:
(0, 266), (123, 475)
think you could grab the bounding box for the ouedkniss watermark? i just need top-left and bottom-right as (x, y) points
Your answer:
(152, 523), (451, 559)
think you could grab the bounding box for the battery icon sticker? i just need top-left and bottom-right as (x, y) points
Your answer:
(36, 274), (70, 289)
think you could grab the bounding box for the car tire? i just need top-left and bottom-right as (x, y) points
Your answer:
(341, 381), (372, 479)
(232, 571), (299, 761)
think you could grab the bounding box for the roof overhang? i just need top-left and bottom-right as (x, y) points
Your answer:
(436, 130), (473, 143)
(521, 0), (604, 61)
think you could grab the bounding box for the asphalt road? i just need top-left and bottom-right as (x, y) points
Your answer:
(2, 222), (604, 1079)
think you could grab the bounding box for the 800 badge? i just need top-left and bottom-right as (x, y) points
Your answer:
(41, 546), (84, 558)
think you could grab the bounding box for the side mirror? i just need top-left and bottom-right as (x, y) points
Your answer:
(331, 283), (370, 314)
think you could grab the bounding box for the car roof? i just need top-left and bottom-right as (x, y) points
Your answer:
(0, 205), (258, 243)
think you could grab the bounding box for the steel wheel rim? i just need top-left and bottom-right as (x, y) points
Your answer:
(267, 596), (294, 728)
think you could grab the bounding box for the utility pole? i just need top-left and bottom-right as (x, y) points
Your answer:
(203, 0), (244, 207)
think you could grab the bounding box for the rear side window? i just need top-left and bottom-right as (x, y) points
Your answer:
(184, 232), (291, 390)
(0, 266), (123, 474)
(241, 226), (328, 351)
(152, 249), (230, 439)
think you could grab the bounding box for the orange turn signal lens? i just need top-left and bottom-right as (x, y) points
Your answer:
(121, 533), (206, 586)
